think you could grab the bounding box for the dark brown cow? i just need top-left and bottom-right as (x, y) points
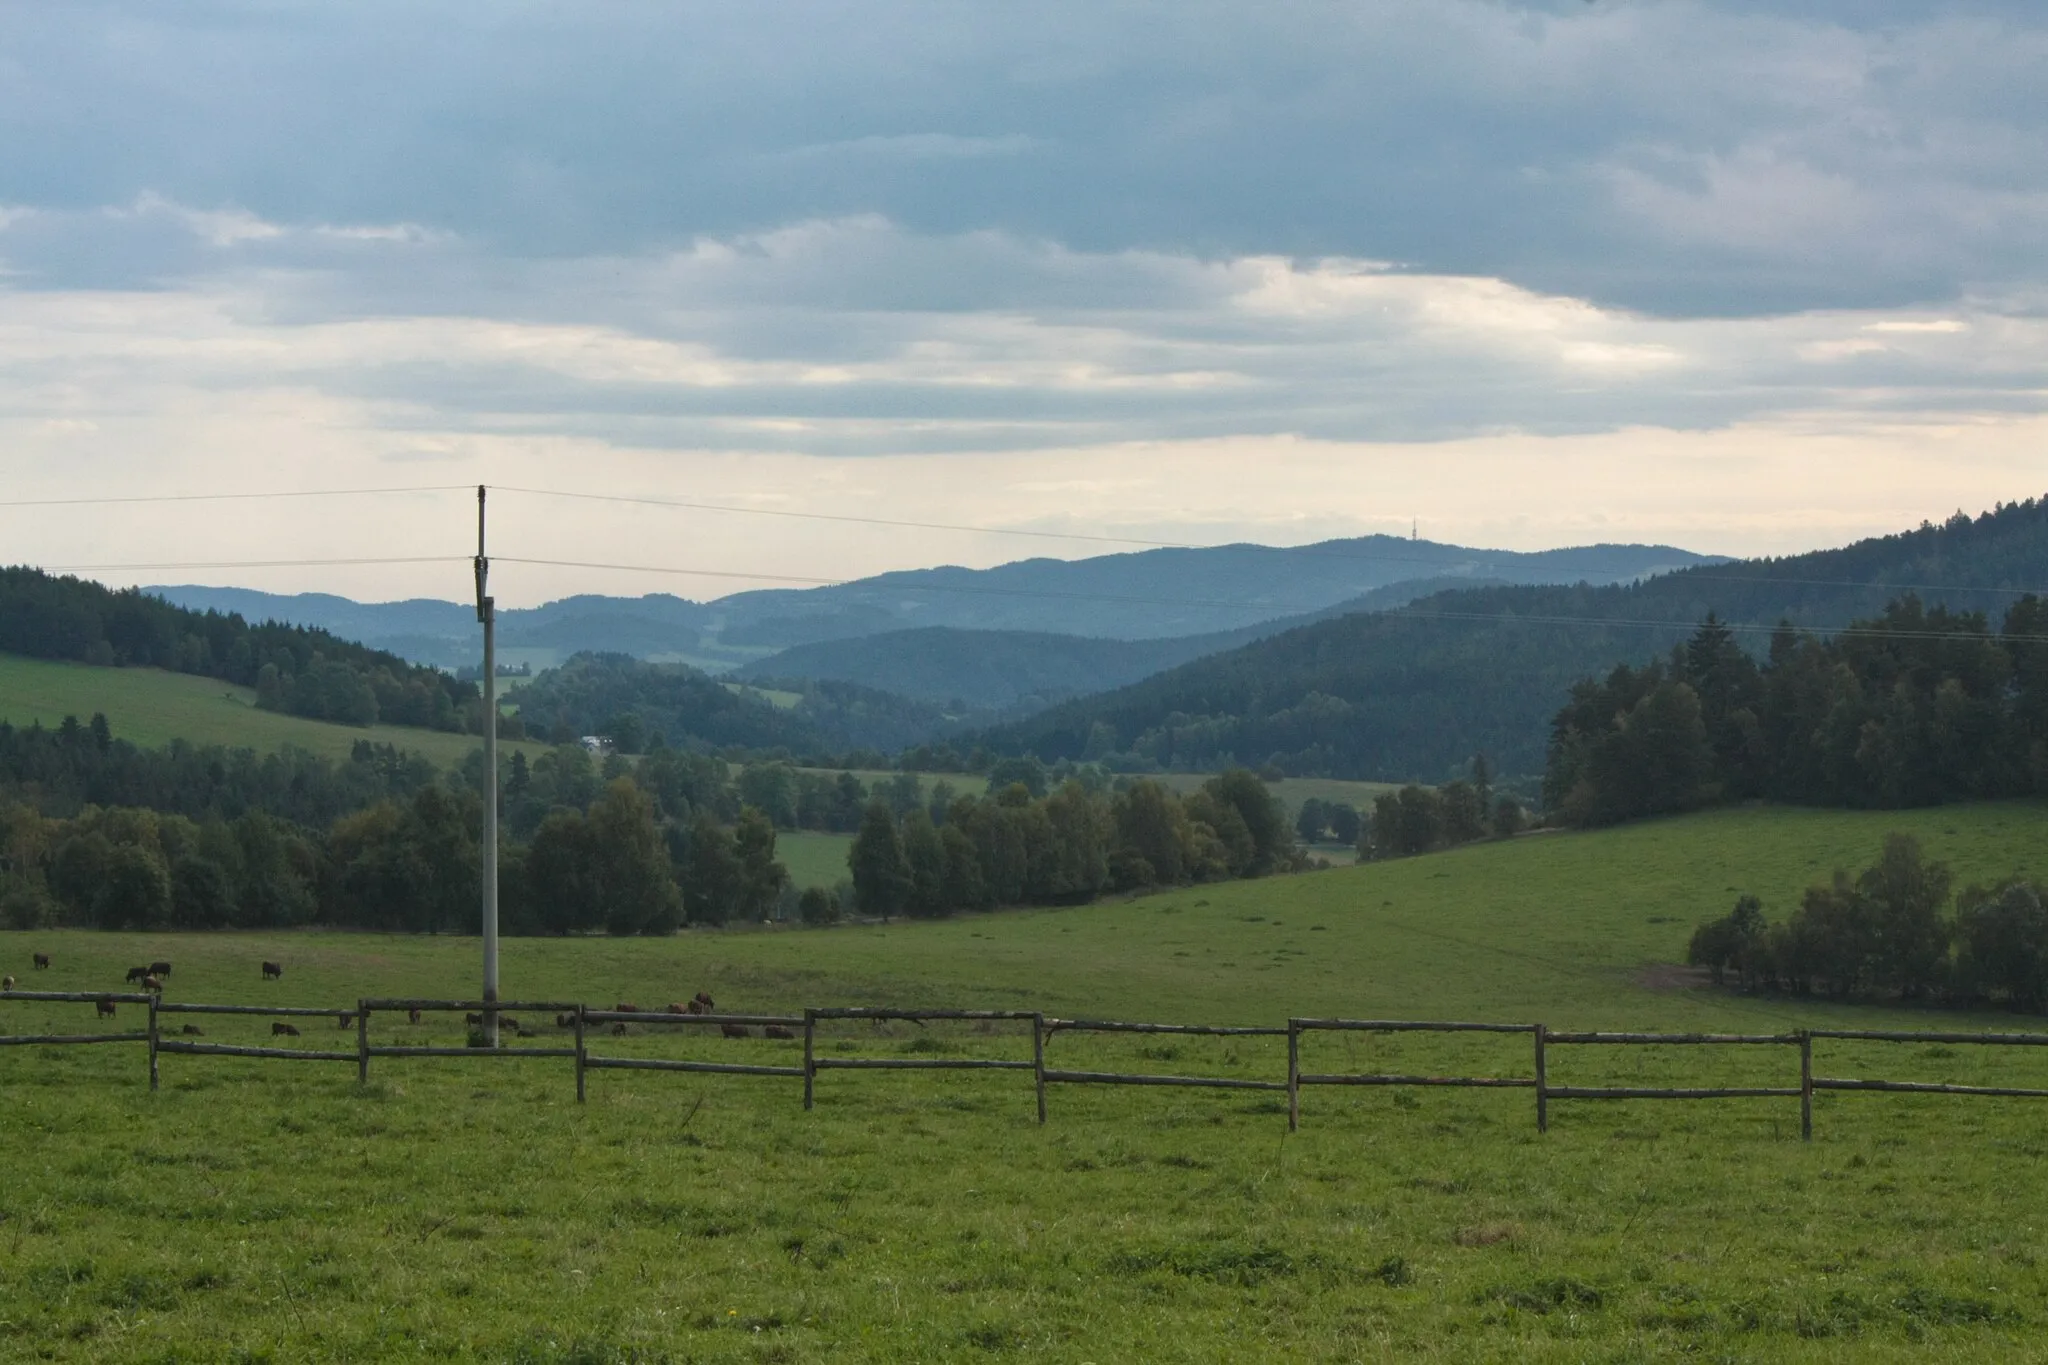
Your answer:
(614, 1002), (641, 1013)
(148, 960), (172, 977)
(337, 1013), (356, 1029)
(464, 1013), (483, 1027)
(180, 1024), (203, 1036)
(720, 1022), (750, 1039)
(408, 1007), (422, 1025)
(611, 1022), (628, 1037)
(95, 999), (116, 1019)
(141, 975), (164, 994)
(271, 1021), (300, 1037)
(685, 998), (707, 1015)
(666, 1002), (690, 1015)
(32, 953), (49, 970)
(695, 991), (715, 1010)
(500, 1016), (520, 1033)
(261, 961), (283, 980)
(763, 1025), (796, 1040)
(125, 966), (150, 983)
(555, 1012), (577, 1028)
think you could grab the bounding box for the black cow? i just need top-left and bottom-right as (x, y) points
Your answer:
(32, 953), (49, 970)
(271, 1021), (300, 1037)
(261, 961), (283, 980)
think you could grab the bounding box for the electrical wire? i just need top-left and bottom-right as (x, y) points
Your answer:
(0, 485), (472, 509)
(490, 555), (2048, 647)
(494, 484), (2048, 598)
(39, 556), (469, 573)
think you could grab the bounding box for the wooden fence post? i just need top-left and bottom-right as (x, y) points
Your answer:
(803, 1009), (816, 1111)
(1286, 1020), (1300, 1132)
(147, 993), (159, 1092)
(574, 1006), (586, 1104)
(1032, 1013), (1047, 1124)
(357, 1002), (370, 1086)
(1800, 1030), (1813, 1142)
(1533, 1023), (1547, 1133)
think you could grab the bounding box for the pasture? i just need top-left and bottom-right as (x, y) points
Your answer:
(774, 831), (854, 892)
(5, 801), (2048, 1360)
(0, 652), (547, 767)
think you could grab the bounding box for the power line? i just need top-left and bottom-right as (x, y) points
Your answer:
(0, 485), (472, 509)
(6, 478), (2044, 601)
(492, 555), (2048, 647)
(40, 556), (469, 573)
(495, 484), (2048, 598)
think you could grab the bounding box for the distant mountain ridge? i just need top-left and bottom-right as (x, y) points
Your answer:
(977, 498), (2048, 785)
(731, 576), (1506, 708)
(149, 534), (1719, 673)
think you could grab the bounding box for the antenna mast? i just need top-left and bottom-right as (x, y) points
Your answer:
(475, 485), (499, 1045)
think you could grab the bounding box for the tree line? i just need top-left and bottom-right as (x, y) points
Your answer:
(1688, 834), (2048, 1012)
(1545, 595), (2048, 826)
(841, 769), (1302, 920)
(1, 567), (475, 731)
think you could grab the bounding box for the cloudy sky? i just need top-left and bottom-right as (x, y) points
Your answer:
(3, 1), (2045, 606)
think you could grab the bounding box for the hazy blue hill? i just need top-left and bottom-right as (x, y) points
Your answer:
(980, 498), (2048, 784)
(732, 576), (1508, 708)
(149, 538), (1716, 670)
(713, 537), (1718, 643)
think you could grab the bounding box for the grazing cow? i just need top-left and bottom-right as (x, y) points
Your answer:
(1, 975), (13, 992)
(337, 1013), (356, 1029)
(464, 1013), (483, 1027)
(125, 966), (150, 983)
(763, 1025), (795, 1040)
(695, 991), (715, 1011)
(667, 1002), (690, 1015)
(555, 1012), (577, 1028)
(685, 998), (707, 1015)
(271, 1021), (300, 1038)
(32, 953), (49, 970)
(611, 1022), (627, 1037)
(614, 1002), (641, 1013)
(141, 975), (164, 994)
(500, 1016), (520, 1032)
(408, 1007), (422, 1025)
(148, 961), (172, 977)
(261, 961), (283, 980)
(95, 999), (116, 1019)
(720, 1022), (750, 1039)
(180, 1024), (203, 1036)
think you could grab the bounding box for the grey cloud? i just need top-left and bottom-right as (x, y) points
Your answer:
(3, 2), (2045, 314)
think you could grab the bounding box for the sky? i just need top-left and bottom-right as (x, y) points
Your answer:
(2, 1), (2045, 608)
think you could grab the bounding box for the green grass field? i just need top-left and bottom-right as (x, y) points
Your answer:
(6, 802), (2048, 1360)
(775, 831), (853, 891)
(0, 652), (545, 766)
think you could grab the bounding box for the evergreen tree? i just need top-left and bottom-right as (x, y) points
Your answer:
(848, 801), (911, 918)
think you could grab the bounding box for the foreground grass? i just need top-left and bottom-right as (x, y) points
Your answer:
(6, 801), (2048, 1360)
(0, 653), (545, 767)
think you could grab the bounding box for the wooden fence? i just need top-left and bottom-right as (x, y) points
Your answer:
(6, 991), (2048, 1139)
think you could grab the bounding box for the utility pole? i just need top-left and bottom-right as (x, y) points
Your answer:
(475, 485), (499, 1046)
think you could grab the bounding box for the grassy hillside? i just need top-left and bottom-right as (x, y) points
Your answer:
(0, 652), (543, 766)
(5, 802), (2048, 1360)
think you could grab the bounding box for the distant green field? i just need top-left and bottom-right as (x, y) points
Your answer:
(0, 653), (545, 766)
(798, 768), (1396, 822)
(776, 830), (853, 891)
(6, 801), (2048, 1359)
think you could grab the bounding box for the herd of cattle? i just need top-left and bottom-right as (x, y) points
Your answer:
(4, 954), (787, 1041)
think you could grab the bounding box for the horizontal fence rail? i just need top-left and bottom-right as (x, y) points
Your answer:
(8, 992), (2048, 1137)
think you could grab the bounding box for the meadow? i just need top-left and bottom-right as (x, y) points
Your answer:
(0, 654), (547, 767)
(5, 802), (2048, 1360)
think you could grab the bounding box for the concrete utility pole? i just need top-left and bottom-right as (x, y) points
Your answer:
(475, 485), (499, 1045)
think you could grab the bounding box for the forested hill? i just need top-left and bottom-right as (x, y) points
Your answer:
(0, 567), (476, 732)
(730, 577), (1498, 709)
(978, 498), (2048, 784)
